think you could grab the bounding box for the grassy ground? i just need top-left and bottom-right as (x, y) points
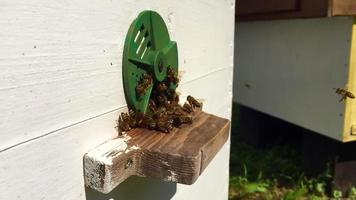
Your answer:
(228, 105), (356, 200)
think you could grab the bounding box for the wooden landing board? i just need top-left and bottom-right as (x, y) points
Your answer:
(83, 111), (230, 194)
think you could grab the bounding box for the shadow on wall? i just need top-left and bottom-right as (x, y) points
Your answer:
(85, 176), (177, 200)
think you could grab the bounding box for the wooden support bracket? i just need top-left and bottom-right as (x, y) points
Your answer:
(83, 111), (230, 194)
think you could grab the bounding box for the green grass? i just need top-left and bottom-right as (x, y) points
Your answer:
(228, 103), (356, 199)
(228, 140), (356, 200)
(229, 104), (336, 199)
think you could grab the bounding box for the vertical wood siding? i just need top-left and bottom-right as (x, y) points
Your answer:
(0, 0), (234, 199)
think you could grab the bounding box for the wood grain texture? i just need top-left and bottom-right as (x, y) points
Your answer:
(237, 0), (329, 21)
(84, 111), (230, 194)
(236, 0), (356, 21)
(331, 0), (356, 16)
(235, 17), (353, 141)
(237, 0), (298, 15)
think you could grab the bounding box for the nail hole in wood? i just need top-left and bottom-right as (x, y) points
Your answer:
(125, 158), (133, 169)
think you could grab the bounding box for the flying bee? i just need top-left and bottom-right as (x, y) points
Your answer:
(334, 88), (355, 102)
(187, 95), (202, 109)
(136, 73), (153, 97)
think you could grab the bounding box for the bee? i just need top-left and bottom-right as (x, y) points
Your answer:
(156, 117), (173, 133)
(153, 106), (167, 119)
(187, 95), (202, 109)
(156, 95), (168, 107)
(117, 67), (204, 134)
(135, 112), (156, 129)
(182, 102), (193, 113)
(334, 88), (355, 102)
(149, 99), (158, 112)
(172, 117), (182, 127)
(134, 112), (144, 126)
(166, 89), (179, 103)
(156, 83), (167, 93)
(172, 106), (185, 117)
(136, 74), (153, 97)
(128, 109), (137, 128)
(172, 92), (180, 104)
(117, 112), (131, 135)
(179, 115), (193, 124)
(163, 103), (175, 115)
(167, 67), (179, 85)
(142, 114), (156, 129)
(173, 114), (193, 127)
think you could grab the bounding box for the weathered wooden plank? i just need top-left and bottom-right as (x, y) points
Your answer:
(331, 0), (356, 16)
(84, 111), (230, 194)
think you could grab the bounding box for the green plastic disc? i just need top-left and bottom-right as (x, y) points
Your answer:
(122, 10), (178, 113)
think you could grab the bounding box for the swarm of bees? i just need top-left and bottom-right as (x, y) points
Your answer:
(118, 67), (202, 135)
(334, 87), (355, 102)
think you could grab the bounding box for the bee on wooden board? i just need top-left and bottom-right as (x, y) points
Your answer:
(128, 109), (137, 128)
(179, 115), (193, 124)
(182, 102), (194, 113)
(187, 95), (202, 109)
(136, 112), (156, 129)
(117, 112), (132, 135)
(117, 63), (204, 134)
(334, 88), (355, 102)
(156, 117), (173, 133)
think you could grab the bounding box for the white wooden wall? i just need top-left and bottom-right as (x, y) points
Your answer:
(234, 17), (353, 141)
(0, 1), (235, 199)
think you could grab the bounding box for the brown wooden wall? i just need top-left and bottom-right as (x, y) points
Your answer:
(236, 0), (356, 21)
